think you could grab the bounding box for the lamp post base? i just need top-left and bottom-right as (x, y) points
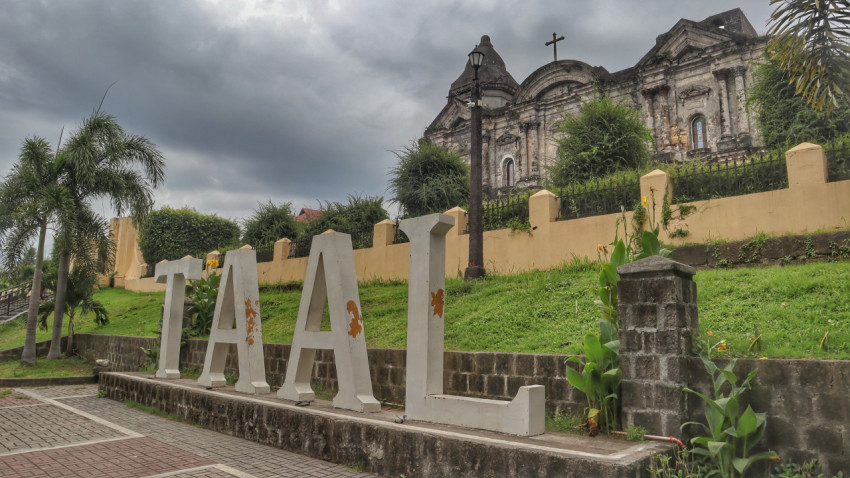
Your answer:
(464, 265), (486, 280)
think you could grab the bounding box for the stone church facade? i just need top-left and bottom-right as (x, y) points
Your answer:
(425, 9), (768, 191)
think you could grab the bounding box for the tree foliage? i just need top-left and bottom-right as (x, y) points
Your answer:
(550, 97), (653, 186)
(747, 57), (850, 149)
(389, 138), (469, 218)
(138, 207), (240, 264)
(301, 195), (388, 249)
(766, 0), (850, 115)
(241, 200), (299, 246)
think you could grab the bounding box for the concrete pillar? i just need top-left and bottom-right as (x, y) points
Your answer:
(273, 238), (292, 262)
(482, 132), (491, 189)
(786, 142), (828, 188)
(640, 169), (672, 228)
(373, 219), (396, 248)
(733, 66), (750, 137)
(641, 89), (657, 151)
(654, 85), (670, 151)
(530, 122), (539, 178)
(714, 69), (732, 139)
(529, 190), (559, 232)
(444, 206), (468, 236)
(618, 256), (698, 438)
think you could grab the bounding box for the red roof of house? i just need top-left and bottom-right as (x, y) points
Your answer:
(294, 208), (322, 223)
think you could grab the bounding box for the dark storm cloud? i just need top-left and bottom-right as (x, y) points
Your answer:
(0, 0), (774, 224)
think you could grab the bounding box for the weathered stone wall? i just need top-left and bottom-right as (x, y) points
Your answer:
(99, 372), (661, 478)
(686, 357), (850, 475)
(63, 334), (584, 415)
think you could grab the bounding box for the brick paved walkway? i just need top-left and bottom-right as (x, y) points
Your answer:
(0, 384), (373, 477)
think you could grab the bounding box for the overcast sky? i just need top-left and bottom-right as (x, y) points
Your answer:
(0, 1), (774, 232)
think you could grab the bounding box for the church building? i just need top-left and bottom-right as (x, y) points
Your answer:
(425, 9), (768, 190)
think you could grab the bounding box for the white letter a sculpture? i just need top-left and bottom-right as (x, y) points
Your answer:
(400, 214), (545, 436)
(278, 232), (380, 412)
(198, 247), (270, 394)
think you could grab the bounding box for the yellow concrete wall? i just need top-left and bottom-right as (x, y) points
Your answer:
(115, 143), (849, 292)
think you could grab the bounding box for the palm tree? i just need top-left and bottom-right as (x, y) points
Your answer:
(767, 0), (850, 115)
(38, 263), (108, 356)
(0, 137), (75, 365)
(45, 110), (164, 358)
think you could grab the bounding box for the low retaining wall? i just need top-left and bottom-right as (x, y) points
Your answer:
(68, 334), (585, 416)
(99, 372), (669, 478)
(6, 333), (848, 474)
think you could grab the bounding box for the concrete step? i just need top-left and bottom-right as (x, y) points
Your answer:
(99, 372), (674, 478)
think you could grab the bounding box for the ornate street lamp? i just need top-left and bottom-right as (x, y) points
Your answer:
(465, 45), (485, 280)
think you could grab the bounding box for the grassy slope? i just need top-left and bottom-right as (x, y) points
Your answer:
(0, 261), (847, 358)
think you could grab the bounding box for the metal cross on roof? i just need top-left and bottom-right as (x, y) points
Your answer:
(545, 32), (565, 62)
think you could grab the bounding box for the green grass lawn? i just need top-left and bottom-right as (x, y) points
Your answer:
(1, 261), (848, 358)
(0, 356), (94, 378)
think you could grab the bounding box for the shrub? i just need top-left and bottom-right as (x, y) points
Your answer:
(550, 96), (653, 186)
(747, 57), (850, 150)
(138, 207), (240, 265)
(241, 200), (298, 247)
(301, 195), (389, 250)
(389, 137), (470, 218)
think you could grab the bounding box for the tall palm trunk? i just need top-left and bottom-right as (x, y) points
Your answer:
(21, 221), (47, 366)
(47, 249), (71, 359)
(65, 309), (76, 358)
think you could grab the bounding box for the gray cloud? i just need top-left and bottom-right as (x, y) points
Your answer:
(0, 0), (774, 230)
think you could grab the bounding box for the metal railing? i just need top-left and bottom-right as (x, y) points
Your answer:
(255, 242), (274, 263)
(670, 151), (787, 204)
(482, 194), (530, 231)
(0, 283), (29, 318)
(827, 139), (850, 182)
(557, 173), (641, 220)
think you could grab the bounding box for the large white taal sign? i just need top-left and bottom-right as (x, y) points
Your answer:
(155, 218), (544, 436)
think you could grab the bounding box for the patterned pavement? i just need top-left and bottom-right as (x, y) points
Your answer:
(0, 384), (374, 478)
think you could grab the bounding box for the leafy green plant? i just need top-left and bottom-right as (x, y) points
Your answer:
(771, 458), (844, 478)
(185, 266), (221, 337)
(649, 447), (703, 478)
(140, 342), (159, 372)
(566, 331), (621, 434)
(683, 342), (778, 478)
(625, 425), (647, 442)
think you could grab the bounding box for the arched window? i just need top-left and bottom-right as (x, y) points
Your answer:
(503, 159), (515, 187)
(691, 115), (707, 149)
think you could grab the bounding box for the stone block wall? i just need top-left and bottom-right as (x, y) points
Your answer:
(62, 334), (583, 415)
(686, 357), (850, 475)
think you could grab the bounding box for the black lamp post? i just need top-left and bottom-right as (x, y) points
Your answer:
(465, 45), (485, 280)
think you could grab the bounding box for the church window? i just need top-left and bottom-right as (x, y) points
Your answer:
(504, 159), (515, 187)
(691, 115), (707, 149)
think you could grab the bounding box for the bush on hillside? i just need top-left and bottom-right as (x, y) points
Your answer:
(550, 96), (653, 186)
(747, 56), (850, 150)
(241, 200), (299, 247)
(301, 195), (388, 249)
(389, 137), (470, 217)
(138, 207), (240, 265)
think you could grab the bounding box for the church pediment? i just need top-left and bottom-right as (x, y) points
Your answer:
(426, 98), (471, 132)
(636, 21), (737, 67)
